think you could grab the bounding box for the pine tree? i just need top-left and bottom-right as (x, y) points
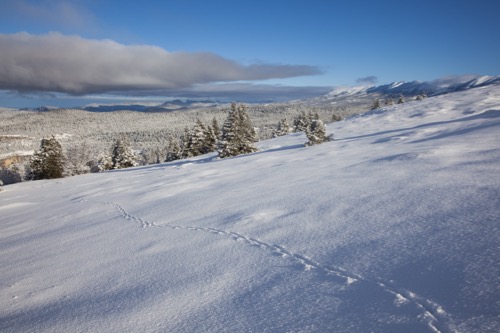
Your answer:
(183, 121), (207, 158)
(308, 111), (320, 121)
(397, 94), (405, 104)
(371, 98), (381, 110)
(305, 117), (333, 146)
(192, 119), (208, 155)
(218, 103), (258, 158)
(180, 127), (192, 158)
(153, 147), (162, 164)
(273, 118), (291, 137)
(165, 136), (182, 162)
(293, 111), (309, 132)
(211, 117), (221, 140)
(110, 138), (137, 169)
(202, 123), (218, 154)
(218, 105), (238, 157)
(30, 136), (65, 180)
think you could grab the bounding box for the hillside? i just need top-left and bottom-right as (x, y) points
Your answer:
(0, 103), (349, 164)
(2, 76), (497, 165)
(1, 86), (499, 332)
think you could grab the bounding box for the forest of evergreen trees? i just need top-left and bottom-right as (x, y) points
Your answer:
(0, 101), (354, 184)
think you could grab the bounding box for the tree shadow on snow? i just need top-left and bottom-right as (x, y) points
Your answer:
(106, 143), (309, 174)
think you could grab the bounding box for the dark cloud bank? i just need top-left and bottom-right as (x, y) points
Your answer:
(356, 76), (378, 85)
(0, 32), (324, 100)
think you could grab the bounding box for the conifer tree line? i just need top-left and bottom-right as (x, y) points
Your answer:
(1, 102), (348, 157)
(163, 103), (258, 160)
(2, 103), (337, 183)
(370, 92), (427, 110)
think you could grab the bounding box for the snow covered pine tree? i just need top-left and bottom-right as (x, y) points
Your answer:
(202, 122), (218, 154)
(110, 138), (137, 169)
(293, 111), (309, 132)
(305, 116), (333, 146)
(273, 118), (291, 137)
(30, 136), (65, 179)
(218, 103), (258, 158)
(183, 119), (216, 157)
(165, 136), (182, 162)
(211, 117), (221, 140)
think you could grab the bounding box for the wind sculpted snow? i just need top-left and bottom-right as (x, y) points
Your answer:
(1, 86), (499, 332)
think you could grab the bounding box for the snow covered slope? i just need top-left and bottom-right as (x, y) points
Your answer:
(1, 86), (499, 333)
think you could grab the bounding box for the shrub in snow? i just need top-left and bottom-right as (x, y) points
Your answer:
(92, 155), (113, 172)
(0, 163), (25, 184)
(397, 95), (405, 104)
(218, 103), (258, 158)
(153, 147), (164, 164)
(64, 141), (95, 176)
(29, 136), (65, 180)
(416, 93), (427, 101)
(331, 114), (342, 122)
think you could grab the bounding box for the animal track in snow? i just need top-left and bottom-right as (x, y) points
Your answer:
(76, 197), (456, 333)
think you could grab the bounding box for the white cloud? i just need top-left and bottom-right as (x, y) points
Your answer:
(0, 33), (323, 95)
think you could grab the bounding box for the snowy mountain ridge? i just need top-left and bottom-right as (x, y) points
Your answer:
(1, 85), (499, 333)
(325, 75), (500, 100)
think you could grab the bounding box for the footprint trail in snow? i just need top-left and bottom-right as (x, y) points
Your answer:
(76, 197), (457, 333)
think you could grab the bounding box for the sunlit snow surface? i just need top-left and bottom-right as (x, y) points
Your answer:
(1, 86), (499, 332)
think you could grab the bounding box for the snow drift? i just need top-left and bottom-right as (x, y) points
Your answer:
(1, 85), (499, 332)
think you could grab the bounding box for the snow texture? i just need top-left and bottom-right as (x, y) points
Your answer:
(1, 86), (499, 332)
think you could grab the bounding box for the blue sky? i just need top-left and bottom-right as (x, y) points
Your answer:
(0, 0), (499, 107)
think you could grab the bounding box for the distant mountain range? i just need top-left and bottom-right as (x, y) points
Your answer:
(381, 75), (496, 95)
(305, 75), (500, 107)
(82, 99), (220, 112)
(20, 75), (499, 112)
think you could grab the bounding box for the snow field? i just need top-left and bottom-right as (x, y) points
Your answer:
(1, 85), (499, 332)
